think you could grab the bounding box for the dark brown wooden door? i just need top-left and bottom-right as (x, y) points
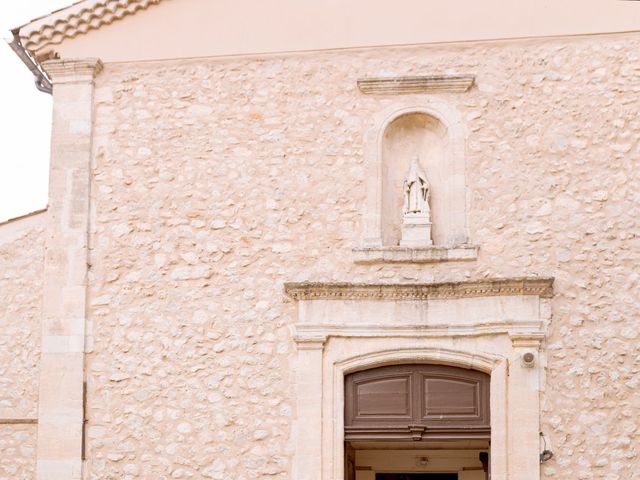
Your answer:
(345, 365), (489, 441)
(376, 475), (457, 480)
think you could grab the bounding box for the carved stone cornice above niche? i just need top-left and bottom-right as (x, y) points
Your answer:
(284, 277), (554, 301)
(357, 74), (475, 95)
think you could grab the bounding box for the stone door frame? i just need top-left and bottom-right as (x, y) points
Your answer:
(285, 278), (553, 480)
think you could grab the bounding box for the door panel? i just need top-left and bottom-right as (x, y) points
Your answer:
(355, 375), (412, 418)
(375, 474), (458, 480)
(421, 377), (481, 421)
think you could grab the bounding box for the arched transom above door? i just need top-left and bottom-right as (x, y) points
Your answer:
(345, 364), (490, 442)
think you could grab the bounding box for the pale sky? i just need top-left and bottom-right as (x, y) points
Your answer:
(0, 1), (70, 222)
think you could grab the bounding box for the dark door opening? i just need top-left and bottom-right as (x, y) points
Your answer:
(376, 475), (458, 480)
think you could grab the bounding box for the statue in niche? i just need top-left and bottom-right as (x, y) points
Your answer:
(400, 156), (433, 247)
(403, 156), (431, 218)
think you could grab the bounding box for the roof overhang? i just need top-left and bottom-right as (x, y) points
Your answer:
(6, 0), (163, 94)
(7, 0), (640, 93)
(17, 0), (163, 56)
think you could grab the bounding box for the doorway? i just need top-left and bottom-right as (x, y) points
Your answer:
(344, 365), (490, 480)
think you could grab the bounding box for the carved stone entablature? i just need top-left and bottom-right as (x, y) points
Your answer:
(357, 75), (475, 95)
(284, 277), (554, 302)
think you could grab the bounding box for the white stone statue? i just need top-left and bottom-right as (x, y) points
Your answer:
(400, 156), (433, 247)
(403, 157), (431, 218)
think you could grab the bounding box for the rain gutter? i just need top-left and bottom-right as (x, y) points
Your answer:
(6, 29), (52, 95)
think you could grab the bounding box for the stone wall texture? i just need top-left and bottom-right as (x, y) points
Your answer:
(0, 214), (44, 479)
(0, 424), (37, 480)
(82, 32), (640, 479)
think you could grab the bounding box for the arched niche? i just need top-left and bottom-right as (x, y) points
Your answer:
(361, 101), (469, 251)
(381, 113), (448, 246)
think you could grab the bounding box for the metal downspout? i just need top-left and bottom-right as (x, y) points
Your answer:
(6, 30), (52, 94)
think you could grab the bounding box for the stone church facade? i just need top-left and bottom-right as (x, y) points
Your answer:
(2, 1), (640, 479)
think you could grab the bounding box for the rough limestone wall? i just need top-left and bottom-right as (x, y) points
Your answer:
(0, 425), (37, 480)
(0, 215), (44, 479)
(87, 33), (640, 479)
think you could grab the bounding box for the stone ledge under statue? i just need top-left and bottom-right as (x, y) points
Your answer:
(352, 244), (478, 264)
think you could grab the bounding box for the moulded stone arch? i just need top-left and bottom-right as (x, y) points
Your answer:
(335, 346), (501, 375)
(362, 100), (469, 248)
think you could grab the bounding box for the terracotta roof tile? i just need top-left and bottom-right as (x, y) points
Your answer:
(18, 0), (163, 52)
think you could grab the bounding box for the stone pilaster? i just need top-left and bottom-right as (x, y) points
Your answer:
(508, 334), (544, 480)
(293, 335), (326, 480)
(36, 58), (102, 480)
